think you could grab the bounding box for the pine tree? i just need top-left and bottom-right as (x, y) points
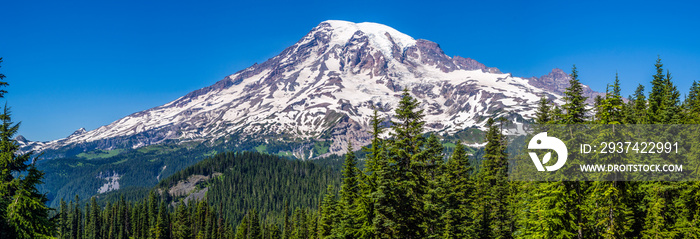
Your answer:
(86, 197), (101, 239)
(379, 87), (427, 238)
(72, 195), (82, 239)
(235, 211), (249, 239)
(588, 75), (633, 237)
(154, 201), (169, 239)
(442, 141), (474, 238)
(684, 81), (700, 123)
(390, 87), (425, 170)
(534, 96), (551, 125)
(370, 136), (395, 239)
(551, 106), (563, 123)
(338, 142), (360, 238)
(596, 74), (624, 124)
(319, 185), (338, 238)
(0, 57), (54, 238)
(173, 203), (192, 239)
(474, 118), (512, 239)
(562, 65), (588, 124)
(632, 84), (648, 124)
(418, 134), (445, 237)
(357, 108), (384, 239)
(648, 56), (666, 123)
(59, 198), (69, 239)
(283, 201), (291, 239)
(249, 210), (262, 239)
(659, 70), (682, 123)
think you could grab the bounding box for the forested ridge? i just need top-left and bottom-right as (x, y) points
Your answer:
(4, 57), (700, 238)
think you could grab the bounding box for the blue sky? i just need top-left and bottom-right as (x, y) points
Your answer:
(2, 0), (699, 141)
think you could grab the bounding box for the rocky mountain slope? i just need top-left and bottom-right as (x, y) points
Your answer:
(20, 20), (599, 158)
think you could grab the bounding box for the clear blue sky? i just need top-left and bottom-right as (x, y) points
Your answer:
(2, 0), (699, 141)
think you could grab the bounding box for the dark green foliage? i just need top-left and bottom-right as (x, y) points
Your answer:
(630, 84), (648, 124)
(685, 81), (700, 123)
(442, 141), (474, 238)
(474, 118), (513, 239)
(535, 96), (552, 125)
(375, 88), (429, 238)
(0, 58), (54, 238)
(648, 56), (666, 123)
(338, 143), (360, 238)
(562, 65), (588, 124)
(201, 152), (340, 227)
(21, 56), (700, 239)
(56, 193), (234, 239)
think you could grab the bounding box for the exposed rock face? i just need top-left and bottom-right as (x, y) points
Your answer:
(96, 171), (121, 194)
(22, 20), (603, 158)
(528, 68), (605, 103)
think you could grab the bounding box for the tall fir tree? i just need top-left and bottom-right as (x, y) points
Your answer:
(418, 134), (445, 237)
(376, 87), (427, 238)
(534, 96), (552, 125)
(474, 118), (512, 239)
(684, 81), (700, 123)
(338, 142), (360, 239)
(249, 209), (262, 239)
(357, 108), (384, 239)
(319, 185), (338, 239)
(173, 202), (192, 239)
(562, 65), (588, 124)
(442, 141), (474, 238)
(588, 74), (634, 238)
(631, 84), (648, 124)
(648, 56), (666, 123)
(0, 57), (54, 238)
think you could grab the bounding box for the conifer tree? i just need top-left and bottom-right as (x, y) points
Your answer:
(418, 134), (444, 237)
(534, 96), (551, 125)
(562, 65), (588, 124)
(235, 212), (249, 239)
(684, 81), (700, 123)
(631, 84), (648, 124)
(659, 70), (682, 123)
(249, 210), (262, 239)
(588, 74), (633, 238)
(154, 201), (168, 239)
(442, 141), (474, 238)
(0, 57), (54, 238)
(357, 108), (384, 239)
(173, 202), (192, 239)
(72, 195), (82, 239)
(319, 185), (338, 239)
(381, 87), (427, 238)
(59, 198), (69, 239)
(283, 201), (291, 239)
(87, 197), (101, 239)
(338, 142), (360, 238)
(596, 74), (624, 124)
(648, 56), (666, 123)
(474, 118), (512, 239)
(551, 106), (563, 123)
(390, 87), (425, 170)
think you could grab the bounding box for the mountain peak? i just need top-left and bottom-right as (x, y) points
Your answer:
(317, 20), (416, 55)
(528, 68), (604, 103)
(21, 21), (605, 159)
(15, 135), (27, 143)
(70, 128), (87, 137)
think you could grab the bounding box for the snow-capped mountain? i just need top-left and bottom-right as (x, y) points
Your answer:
(20, 20), (599, 158)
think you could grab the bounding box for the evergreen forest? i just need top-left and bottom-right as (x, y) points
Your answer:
(3, 57), (700, 238)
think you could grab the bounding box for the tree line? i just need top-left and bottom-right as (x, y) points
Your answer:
(274, 57), (700, 239)
(4, 56), (700, 238)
